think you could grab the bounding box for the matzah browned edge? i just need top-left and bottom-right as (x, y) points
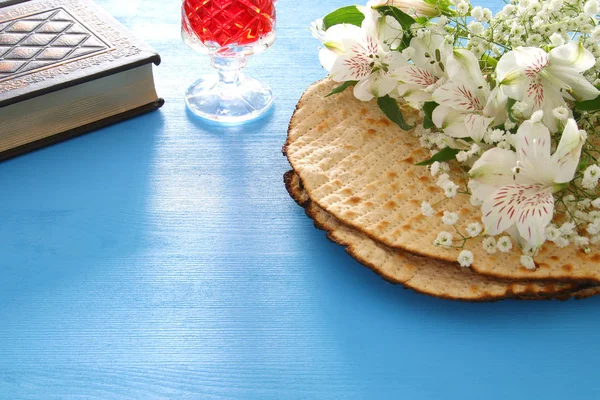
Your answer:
(284, 170), (598, 301)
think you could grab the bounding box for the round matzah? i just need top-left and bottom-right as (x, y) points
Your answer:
(285, 80), (600, 283)
(284, 170), (595, 301)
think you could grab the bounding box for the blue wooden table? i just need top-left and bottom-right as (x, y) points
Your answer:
(2, 1), (600, 398)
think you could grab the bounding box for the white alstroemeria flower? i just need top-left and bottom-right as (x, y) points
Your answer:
(395, 33), (452, 107)
(469, 117), (586, 249)
(432, 49), (506, 142)
(496, 42), (600, 132)
(361, 6), (404, 51)
(319, 24), (407, 101)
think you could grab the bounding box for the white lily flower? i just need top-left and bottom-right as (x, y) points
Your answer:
(319, 24), (408, 101)
(431, 49), (504, 142)
(469, 117), (586, 249)
(396, 33), (452, 107)
(496, 42), (599, 131)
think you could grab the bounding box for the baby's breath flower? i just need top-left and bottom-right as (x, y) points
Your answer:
(530, 110), (544, 123)
(582, 165), (600, 189)
(573, 236), (590, 247)
(552, 106), (570, 121)
(555, 237), (570, 248)
(471, 6), (484, 20)
(456, 1), (469, 15)
(470, 196), (483, 206)
(437, 173), (450, 187)
(549, 32), (566, 46)
(468, 21), (484, 35)
(458, 250), (474, 267)
(504, 120), (516, 130)
(497, 236), (513, 253)
(559, 222), (576, 236)
(592, 198), (600, 209)
(587, 219), (600, 235)
(512, 101), (531, 117)
(442, 211), (459, 225)
(430, 161), (441, 176)
(444, 181), (459, 198)
(520, 255), (536, 270)
(466, 222), (482, 237)
(545, 225), (561, 242)
(421, 201), (434, 217)
(456, 151), (469, 162)
(434, 231), (453, 247)
(482, 237), (497, 254)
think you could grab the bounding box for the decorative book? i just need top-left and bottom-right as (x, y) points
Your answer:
(0, 0), (163, 161)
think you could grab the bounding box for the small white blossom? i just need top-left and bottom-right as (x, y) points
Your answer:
(470, 196), (484, 206)
(497, 236), (513, 253)
(421, 201), (434, 217)
(430, 161), (441, 176)
(552, 106), (570, 121)
(456, 1), (469, 15)
(444, 181), (459, 198)
(434, 231), (453, 247)
(545, 225), (561, 242)
(549, 32), (566, 46)
(471, 6), (484, 20)
(530, 110), (544, 123)
(456, 151), (469, 162)
(587, 219), (600, 235)
(482, 237), (497, 254)
(573, 236), (590, 247)
(592, 198), (600, 209)
(468, 21), (484, 35)
(559, 222), (576, 236)
(442, 211), (459, 225)
(511, 101), (531, 117)
(437, 173), (450, 187)
(458, 250), (474, 267)
(466, 222), (483, 237)
(583, 165), (600, 189)
(504, 120), (516, 130)
(520, 255), (536, 270)
(555, 237), (570, 247)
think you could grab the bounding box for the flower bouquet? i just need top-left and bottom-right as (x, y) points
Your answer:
(284, 0), (600, 300)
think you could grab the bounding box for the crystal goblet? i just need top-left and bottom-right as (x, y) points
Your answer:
(182, 0), (276, 123)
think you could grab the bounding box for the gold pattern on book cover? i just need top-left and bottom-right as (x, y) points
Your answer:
(0, 0), (143, 95)
(0, 8), (110, 80)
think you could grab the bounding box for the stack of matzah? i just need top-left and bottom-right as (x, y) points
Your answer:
(283, 80), (600, 301)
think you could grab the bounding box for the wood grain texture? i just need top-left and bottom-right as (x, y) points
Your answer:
(1, 1), (600, 399)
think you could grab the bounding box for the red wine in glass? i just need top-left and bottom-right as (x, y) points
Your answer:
(182, 0), (276, 123)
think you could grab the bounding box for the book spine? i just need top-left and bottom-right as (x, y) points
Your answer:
(0, 0), (29, 7)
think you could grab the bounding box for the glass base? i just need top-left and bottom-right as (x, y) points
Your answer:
(184, 74), (274, 124)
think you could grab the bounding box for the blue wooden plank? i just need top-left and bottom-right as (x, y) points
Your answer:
(1, 0), (600, 399)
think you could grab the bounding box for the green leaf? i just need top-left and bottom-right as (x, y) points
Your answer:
(507, 97), (518, 123)
(416, 147), (459, 166)
(373, 5), (416, 30)
(377, 95), (413, 131)
(325, 81), (358, 97)
(422, 101), (438, 129)
(481, 53), (498, 67)
(575, 95), (600, 111)
(322, 6), (365, 30)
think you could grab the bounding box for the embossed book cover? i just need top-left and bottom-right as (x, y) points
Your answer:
(0, 0), (163, 161)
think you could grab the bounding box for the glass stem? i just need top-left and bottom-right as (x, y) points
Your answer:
(211, 55), (247, 86)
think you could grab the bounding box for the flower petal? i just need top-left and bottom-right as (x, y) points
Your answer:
(446, 49), (487, 90)
(551, 118), (586, 183)
(432, 82), (485, 112)
(549, 42), (596, 72)
(547, 65), (600, 101)
(469, 147), (518, 186)
(464, 114), (494, 142)
(515, 119), (552, 169)
(516, 188), (554, 248)
(396, 66), (438, 87)
(481, 184), (544, 236)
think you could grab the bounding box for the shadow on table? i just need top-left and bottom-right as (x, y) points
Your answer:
(184, 104), (275, 134)
(0, 111), (165, 306)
